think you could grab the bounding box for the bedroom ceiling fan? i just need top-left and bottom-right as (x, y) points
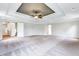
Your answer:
(17, 3), (55, 20)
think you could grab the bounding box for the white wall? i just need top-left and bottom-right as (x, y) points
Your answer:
(0, 22), (6, 39)
(52, 21), (79, 38)
(0, 23), (3, 39)
(24, 21), (79, 37)
(24, 23), (48, 36)
(7, 23), (16, 36)
(17, 23), (24, 37)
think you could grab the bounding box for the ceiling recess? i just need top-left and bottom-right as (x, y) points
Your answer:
(17, 3), (55, 19)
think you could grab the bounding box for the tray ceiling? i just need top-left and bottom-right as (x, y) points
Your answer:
(0, 3), (79, 24)
(17, 3), (55, 18)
